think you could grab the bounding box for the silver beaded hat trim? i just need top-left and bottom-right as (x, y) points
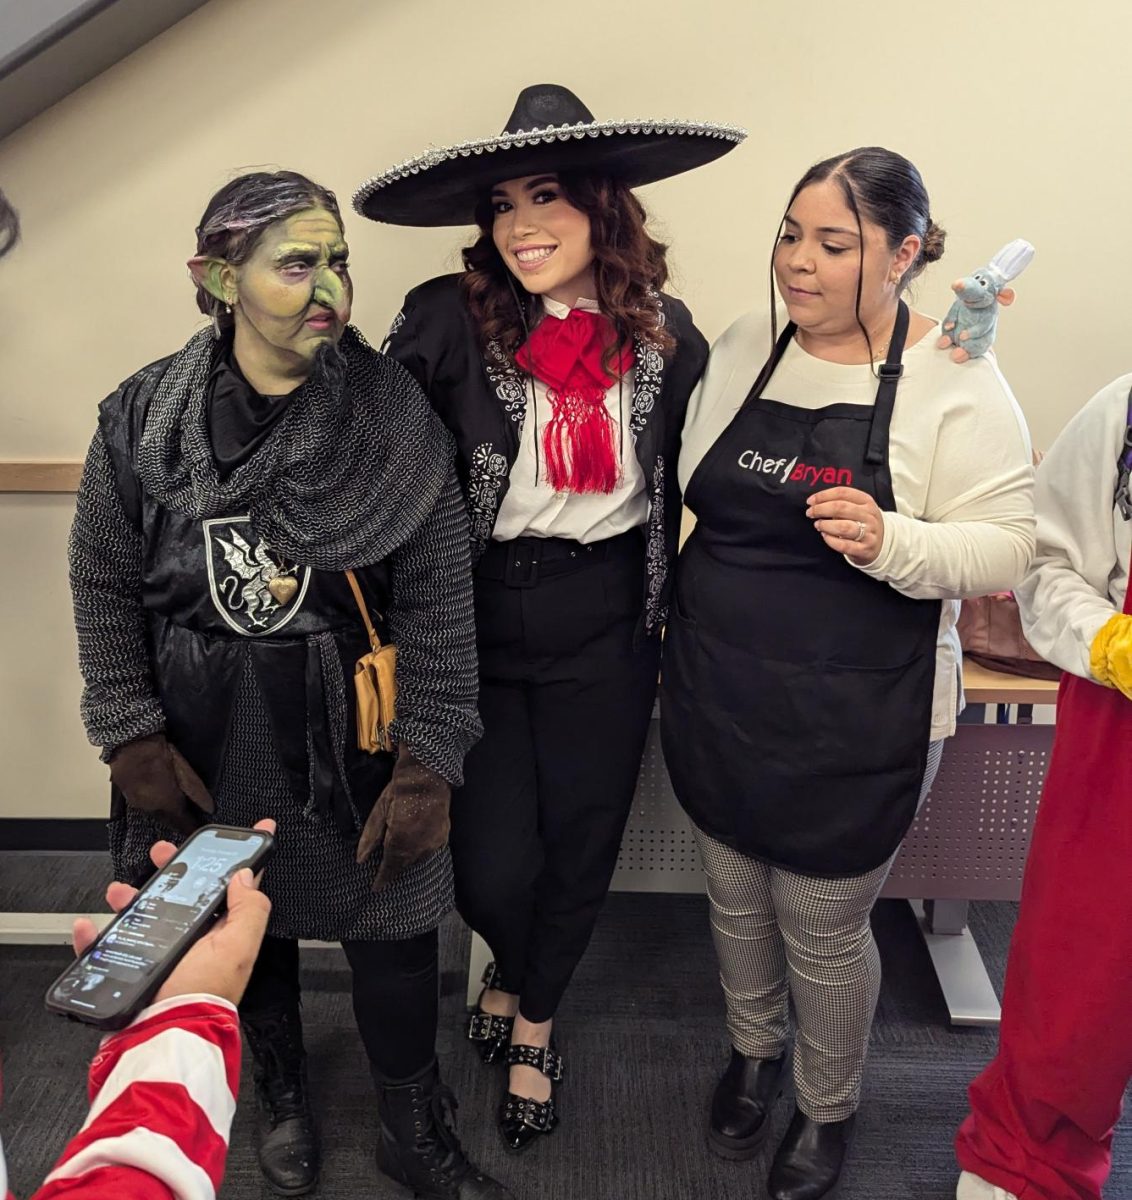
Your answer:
(352, 117), (748, 212)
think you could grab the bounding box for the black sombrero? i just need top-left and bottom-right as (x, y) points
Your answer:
(353, 83), (746, 228)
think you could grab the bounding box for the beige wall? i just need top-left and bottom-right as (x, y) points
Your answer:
(1, 0), (1129, 818)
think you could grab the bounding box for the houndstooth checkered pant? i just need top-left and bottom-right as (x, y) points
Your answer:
(695, 739), (945, 1122)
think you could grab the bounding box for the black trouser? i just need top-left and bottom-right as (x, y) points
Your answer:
(451, 530), (661, 1024)
(240, 930), (439, 1083)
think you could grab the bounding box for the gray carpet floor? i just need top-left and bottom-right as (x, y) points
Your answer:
(2, 851), (1129, 1199)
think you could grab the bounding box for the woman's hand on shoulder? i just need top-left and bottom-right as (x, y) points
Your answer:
(806, 486), (884, 565)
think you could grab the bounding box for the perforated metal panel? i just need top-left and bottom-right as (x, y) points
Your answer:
(882, 722), (1054, 901)
(613, 718), (705, 893)
(613, 718), (1054, 901)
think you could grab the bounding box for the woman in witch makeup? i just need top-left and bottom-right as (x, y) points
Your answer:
(662, 148), (1035, 1199)
(68, 171), (516, 1200)
(355, 84), (744, 1151)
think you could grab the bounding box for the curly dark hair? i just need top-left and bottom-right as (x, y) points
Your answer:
(193, 170), (342, 332)
(459, 170), (674, 369)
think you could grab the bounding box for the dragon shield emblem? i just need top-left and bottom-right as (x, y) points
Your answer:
(202, 516), (311, 636)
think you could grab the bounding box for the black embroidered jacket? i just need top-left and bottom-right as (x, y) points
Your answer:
(382, 273), (708, 635)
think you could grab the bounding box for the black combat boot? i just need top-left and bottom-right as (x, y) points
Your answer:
(374, 1061), (515, 1199)
(241, 1005), (321, 1196)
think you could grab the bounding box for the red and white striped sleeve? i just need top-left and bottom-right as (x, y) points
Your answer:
(28, 995), (241, 1200)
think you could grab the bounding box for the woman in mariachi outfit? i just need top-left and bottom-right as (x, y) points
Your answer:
(354, 84), (743, 1151)
(68, 171), (514, 1200)
(955, 380), (1132, 1200)
(663, 148), (1035, 1199)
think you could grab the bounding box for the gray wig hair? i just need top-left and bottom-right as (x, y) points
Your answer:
(193, 170), (342, 331)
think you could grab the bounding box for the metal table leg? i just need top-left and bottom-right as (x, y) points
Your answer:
(909, 899), (1001, 1027)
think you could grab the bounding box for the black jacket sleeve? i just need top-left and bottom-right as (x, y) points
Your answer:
(381, 275), (468, 391)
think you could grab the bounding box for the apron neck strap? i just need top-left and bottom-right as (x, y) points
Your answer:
(747, 301), (910, 470)
(747, 319), (798, 405)
(865, 300), (910, 467)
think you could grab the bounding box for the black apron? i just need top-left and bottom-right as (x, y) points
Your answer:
(660, 302), (940, 876)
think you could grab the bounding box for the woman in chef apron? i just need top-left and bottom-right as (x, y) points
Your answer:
(955, 381), (1132, 1200)
(662, 146), (1035, 1200)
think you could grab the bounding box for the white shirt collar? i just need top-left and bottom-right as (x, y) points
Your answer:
(541, 295), (601, 320)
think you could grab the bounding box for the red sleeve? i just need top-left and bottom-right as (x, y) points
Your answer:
(28, 996), (240, 1200)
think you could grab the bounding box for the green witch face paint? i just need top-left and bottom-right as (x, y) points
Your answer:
(226, 206), (352, 381)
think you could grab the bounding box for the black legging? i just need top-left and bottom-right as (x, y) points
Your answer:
(240, 930), (439, 1082)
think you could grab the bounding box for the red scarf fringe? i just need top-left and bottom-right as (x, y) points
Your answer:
(515, 307), (635, 494)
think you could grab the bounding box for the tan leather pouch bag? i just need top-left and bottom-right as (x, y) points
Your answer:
(345, 570), (397, 753)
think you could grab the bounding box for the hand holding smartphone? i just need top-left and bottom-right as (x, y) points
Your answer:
(46, 822), (274, 1030)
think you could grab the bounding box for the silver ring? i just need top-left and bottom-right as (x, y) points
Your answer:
(853, 521), (866, 542)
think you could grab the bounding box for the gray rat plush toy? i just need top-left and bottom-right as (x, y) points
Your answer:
(938, 238), (1035, 362)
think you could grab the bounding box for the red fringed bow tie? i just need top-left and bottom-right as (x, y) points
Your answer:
(515, 307), (635, 494)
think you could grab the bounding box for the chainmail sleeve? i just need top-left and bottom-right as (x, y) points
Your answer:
(386, 467), (482, 785)
(68, 428), (165, 760)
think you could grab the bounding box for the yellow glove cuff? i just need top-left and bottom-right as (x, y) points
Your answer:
(1089, 612), (1132, 697)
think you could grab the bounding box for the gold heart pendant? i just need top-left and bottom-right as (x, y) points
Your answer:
(267, 575), (299, 605)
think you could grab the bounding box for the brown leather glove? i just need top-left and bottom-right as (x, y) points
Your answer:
(108, 733), (215, 835)
(356, 746), (451, 891)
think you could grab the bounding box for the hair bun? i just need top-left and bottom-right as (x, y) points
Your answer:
(921, 220), (946, 264)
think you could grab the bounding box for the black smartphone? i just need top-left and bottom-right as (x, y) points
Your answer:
(44, 824), (273, 1030)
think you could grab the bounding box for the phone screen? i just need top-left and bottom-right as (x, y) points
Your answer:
(46, 826), (271, 1027)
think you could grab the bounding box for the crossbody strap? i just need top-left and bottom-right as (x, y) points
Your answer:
(344, 570), (382, 652)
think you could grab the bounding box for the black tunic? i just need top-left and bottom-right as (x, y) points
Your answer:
(69, 329), (479, 939)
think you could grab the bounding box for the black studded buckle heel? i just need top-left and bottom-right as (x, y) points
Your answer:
(498, 1044), (564, 1154)
(466, 961), (516, 1065)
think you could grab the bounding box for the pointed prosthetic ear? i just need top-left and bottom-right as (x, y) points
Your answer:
(187, 255), (235, 304)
